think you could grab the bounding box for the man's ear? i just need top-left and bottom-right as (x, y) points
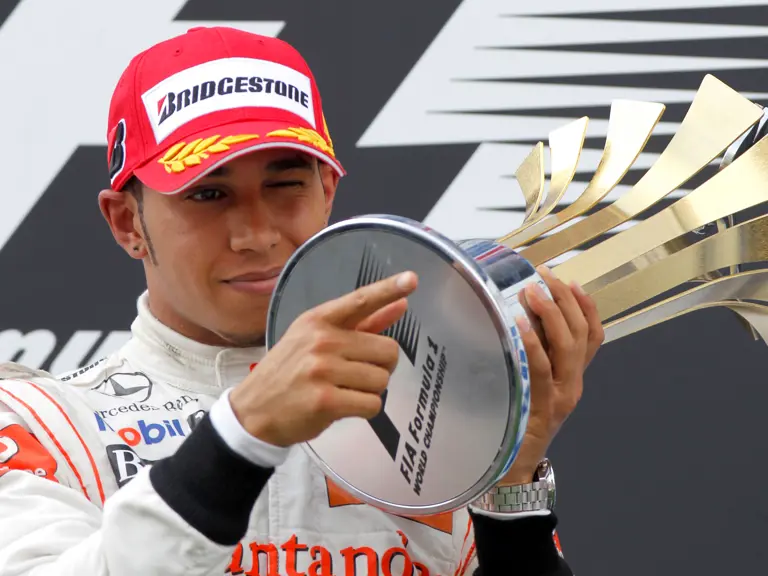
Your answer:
(319, 163), (340, 223)
(98, 189), (147, 259)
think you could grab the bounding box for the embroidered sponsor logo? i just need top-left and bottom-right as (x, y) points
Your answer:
(226, 532), (439, 576)
(0, 435), (18, 462)
(92, 394), (198, 419)
(108, 118), (127, 183)
(59, 358), (107, 382)
(92, 372), (153, 402)
(104, 411), (206, 487)
(142, 57), (315, 143)
(105, 444), (154, 487)
(0, 424), (58, 482)
(95, 414), (186, 447)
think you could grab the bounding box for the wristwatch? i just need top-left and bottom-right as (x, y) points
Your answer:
(469, 459), (556, 514)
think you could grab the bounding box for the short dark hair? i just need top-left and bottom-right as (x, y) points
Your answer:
(125, 176), (143, 201)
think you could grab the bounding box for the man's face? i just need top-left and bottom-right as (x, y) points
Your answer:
(104, 149), (338, 347)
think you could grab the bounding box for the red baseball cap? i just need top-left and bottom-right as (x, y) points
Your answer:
(106, 26), (345, 194)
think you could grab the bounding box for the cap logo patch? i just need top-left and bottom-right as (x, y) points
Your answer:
(108, 119), (127, 184)
(142, 57), (315, 144)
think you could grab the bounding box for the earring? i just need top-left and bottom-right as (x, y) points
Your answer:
(133, 246), (140, 252)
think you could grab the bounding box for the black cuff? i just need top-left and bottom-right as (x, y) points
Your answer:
(150, 414), (273, 545)
(470, 511), (572, 576)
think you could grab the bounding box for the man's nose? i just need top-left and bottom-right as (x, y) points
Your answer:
(229, 198), (282, 253)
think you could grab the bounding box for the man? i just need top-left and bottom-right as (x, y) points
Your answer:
(0, 27), (603, 575)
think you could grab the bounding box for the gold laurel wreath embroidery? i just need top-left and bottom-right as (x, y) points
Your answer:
(158, 134), (261, 174)
(266, 127), (336, 158)
(322, 114), (335, 155)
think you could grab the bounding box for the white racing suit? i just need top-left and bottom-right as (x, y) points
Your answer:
(0, 293), (570, 576)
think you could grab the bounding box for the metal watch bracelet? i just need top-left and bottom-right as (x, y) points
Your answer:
(469, 459), (556, 514)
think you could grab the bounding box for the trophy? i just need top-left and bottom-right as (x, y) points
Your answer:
(266, 74), (768, 517)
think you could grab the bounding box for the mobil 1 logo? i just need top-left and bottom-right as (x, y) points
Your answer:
(106, 409), (208, 487)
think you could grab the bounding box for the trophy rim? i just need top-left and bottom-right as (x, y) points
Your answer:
(265, 214), (528, 516)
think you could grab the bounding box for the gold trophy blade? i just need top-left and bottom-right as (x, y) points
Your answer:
(592, 232), (705, 289)
(521, 116), (589, 228)
(725, 303), (768, 343)
(553, 131), (768, 289)
(516, 142), (545, 223)
(497, 100), (665, 249)
(602, 269), (768, 343)
(729, 303), (764, 342)
(691, 217), (737, 282)
(519, 74), (764, 266)
(611, 301), (768, 345)
(715, 216), (736, 277)
(589, 213), (768, 322)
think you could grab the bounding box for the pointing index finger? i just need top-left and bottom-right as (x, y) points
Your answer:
(313, 271), (418, 328)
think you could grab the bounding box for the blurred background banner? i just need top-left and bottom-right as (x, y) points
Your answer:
(1, 0), (768, 573)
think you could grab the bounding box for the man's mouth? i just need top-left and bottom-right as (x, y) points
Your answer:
(224, 268), (283, 294)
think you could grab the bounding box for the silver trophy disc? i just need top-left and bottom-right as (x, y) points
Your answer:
(266, 215), (550, 516)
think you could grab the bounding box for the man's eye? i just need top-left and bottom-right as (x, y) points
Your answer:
(188, 188), (225, 201)
(267, 180), (304, 189)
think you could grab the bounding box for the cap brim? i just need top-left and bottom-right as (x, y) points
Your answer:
(134, 120), (345, 194)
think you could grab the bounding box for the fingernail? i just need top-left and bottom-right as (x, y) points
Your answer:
(516, 315), (531, 333)
(397, 271), (417, 290)
(536, 265), (552, 277)
(571, 281), (586, 296)
(526, 281), (546, 300)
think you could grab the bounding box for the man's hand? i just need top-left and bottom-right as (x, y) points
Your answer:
(229, 271), (419, 447)
(499, 266), (604, 485)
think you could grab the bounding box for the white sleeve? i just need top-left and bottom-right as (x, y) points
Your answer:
(0, 410), (272, 576)
(209, 388), (291, 468)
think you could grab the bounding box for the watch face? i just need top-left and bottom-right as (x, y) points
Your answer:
(537, 460), (556, 511)
(535, 459), (552, 481)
